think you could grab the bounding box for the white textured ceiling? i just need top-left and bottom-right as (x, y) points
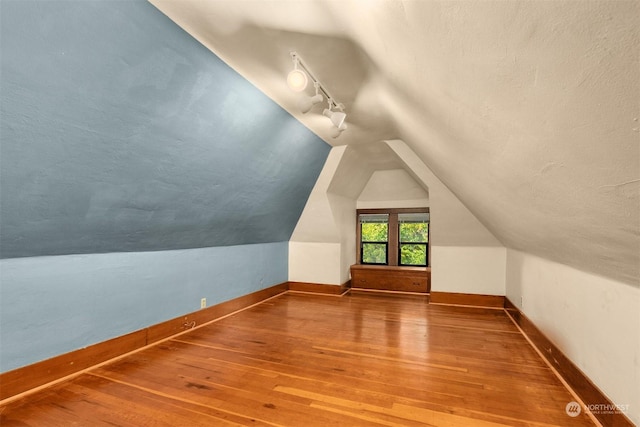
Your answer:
(150, 0), (639, 286)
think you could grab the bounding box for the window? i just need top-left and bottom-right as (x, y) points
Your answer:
(357, 208), (429, 267)
(398, 213), (429, 266)
(360, 214), (389, 264)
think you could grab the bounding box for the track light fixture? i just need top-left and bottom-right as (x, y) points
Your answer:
(287, 51), (347, 137)
(298, 82), (323, 114)
(323, 103), (346, 128)
(323, 99), (347, 138)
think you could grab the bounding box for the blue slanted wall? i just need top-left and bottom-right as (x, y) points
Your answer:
(0, 0), (329, 372)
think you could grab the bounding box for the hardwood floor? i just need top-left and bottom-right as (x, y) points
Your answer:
(0, 291), (596, 426)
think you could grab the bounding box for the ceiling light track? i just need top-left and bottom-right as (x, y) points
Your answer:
(287, 51), (347, 138)
(288, 51), (342, 111)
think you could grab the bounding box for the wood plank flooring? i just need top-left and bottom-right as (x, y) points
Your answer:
(0, 291), (596, 426)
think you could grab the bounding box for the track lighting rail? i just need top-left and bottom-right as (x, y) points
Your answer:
(289, 51), (343, 111)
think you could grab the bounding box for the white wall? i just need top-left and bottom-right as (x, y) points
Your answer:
(328, 193), (358, 284)
(289, 146), (370, 285)
(288, 241), (342, 285)
(433, 246), (506, 295)
(290, 139), (507, 295)
(506, 249), (640, 425)
(386, 139), (506, 296)
(288, 147), (345, 245)
(357, 169), (429, 209)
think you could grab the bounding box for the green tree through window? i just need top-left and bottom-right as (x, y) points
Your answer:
(357, 210), (429, 266)
(399, 216), (428, 266)
(360, 215), (388, 264)
(400, 222), (429, 265)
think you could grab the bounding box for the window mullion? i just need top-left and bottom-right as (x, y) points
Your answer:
(356, 218), (362, 265)
(388, 213), (399, 266)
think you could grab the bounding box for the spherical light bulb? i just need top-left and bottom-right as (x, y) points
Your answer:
(287, 69), (308, 92)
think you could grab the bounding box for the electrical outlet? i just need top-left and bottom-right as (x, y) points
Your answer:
(200, 297), (206, 309)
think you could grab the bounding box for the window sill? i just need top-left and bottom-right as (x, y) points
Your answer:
(351, 264), (430, 272)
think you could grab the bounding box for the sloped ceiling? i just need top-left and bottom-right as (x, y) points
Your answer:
(0, 0), (329, 258)
(151, 0), (639, 286)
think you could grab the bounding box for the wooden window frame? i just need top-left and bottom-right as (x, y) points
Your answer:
(356, 208), (430, 267)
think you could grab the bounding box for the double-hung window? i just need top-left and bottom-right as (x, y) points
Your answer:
(359, 214), (389, 265)
(398, 213), (429, 266)
(357, 208), (429, 267)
